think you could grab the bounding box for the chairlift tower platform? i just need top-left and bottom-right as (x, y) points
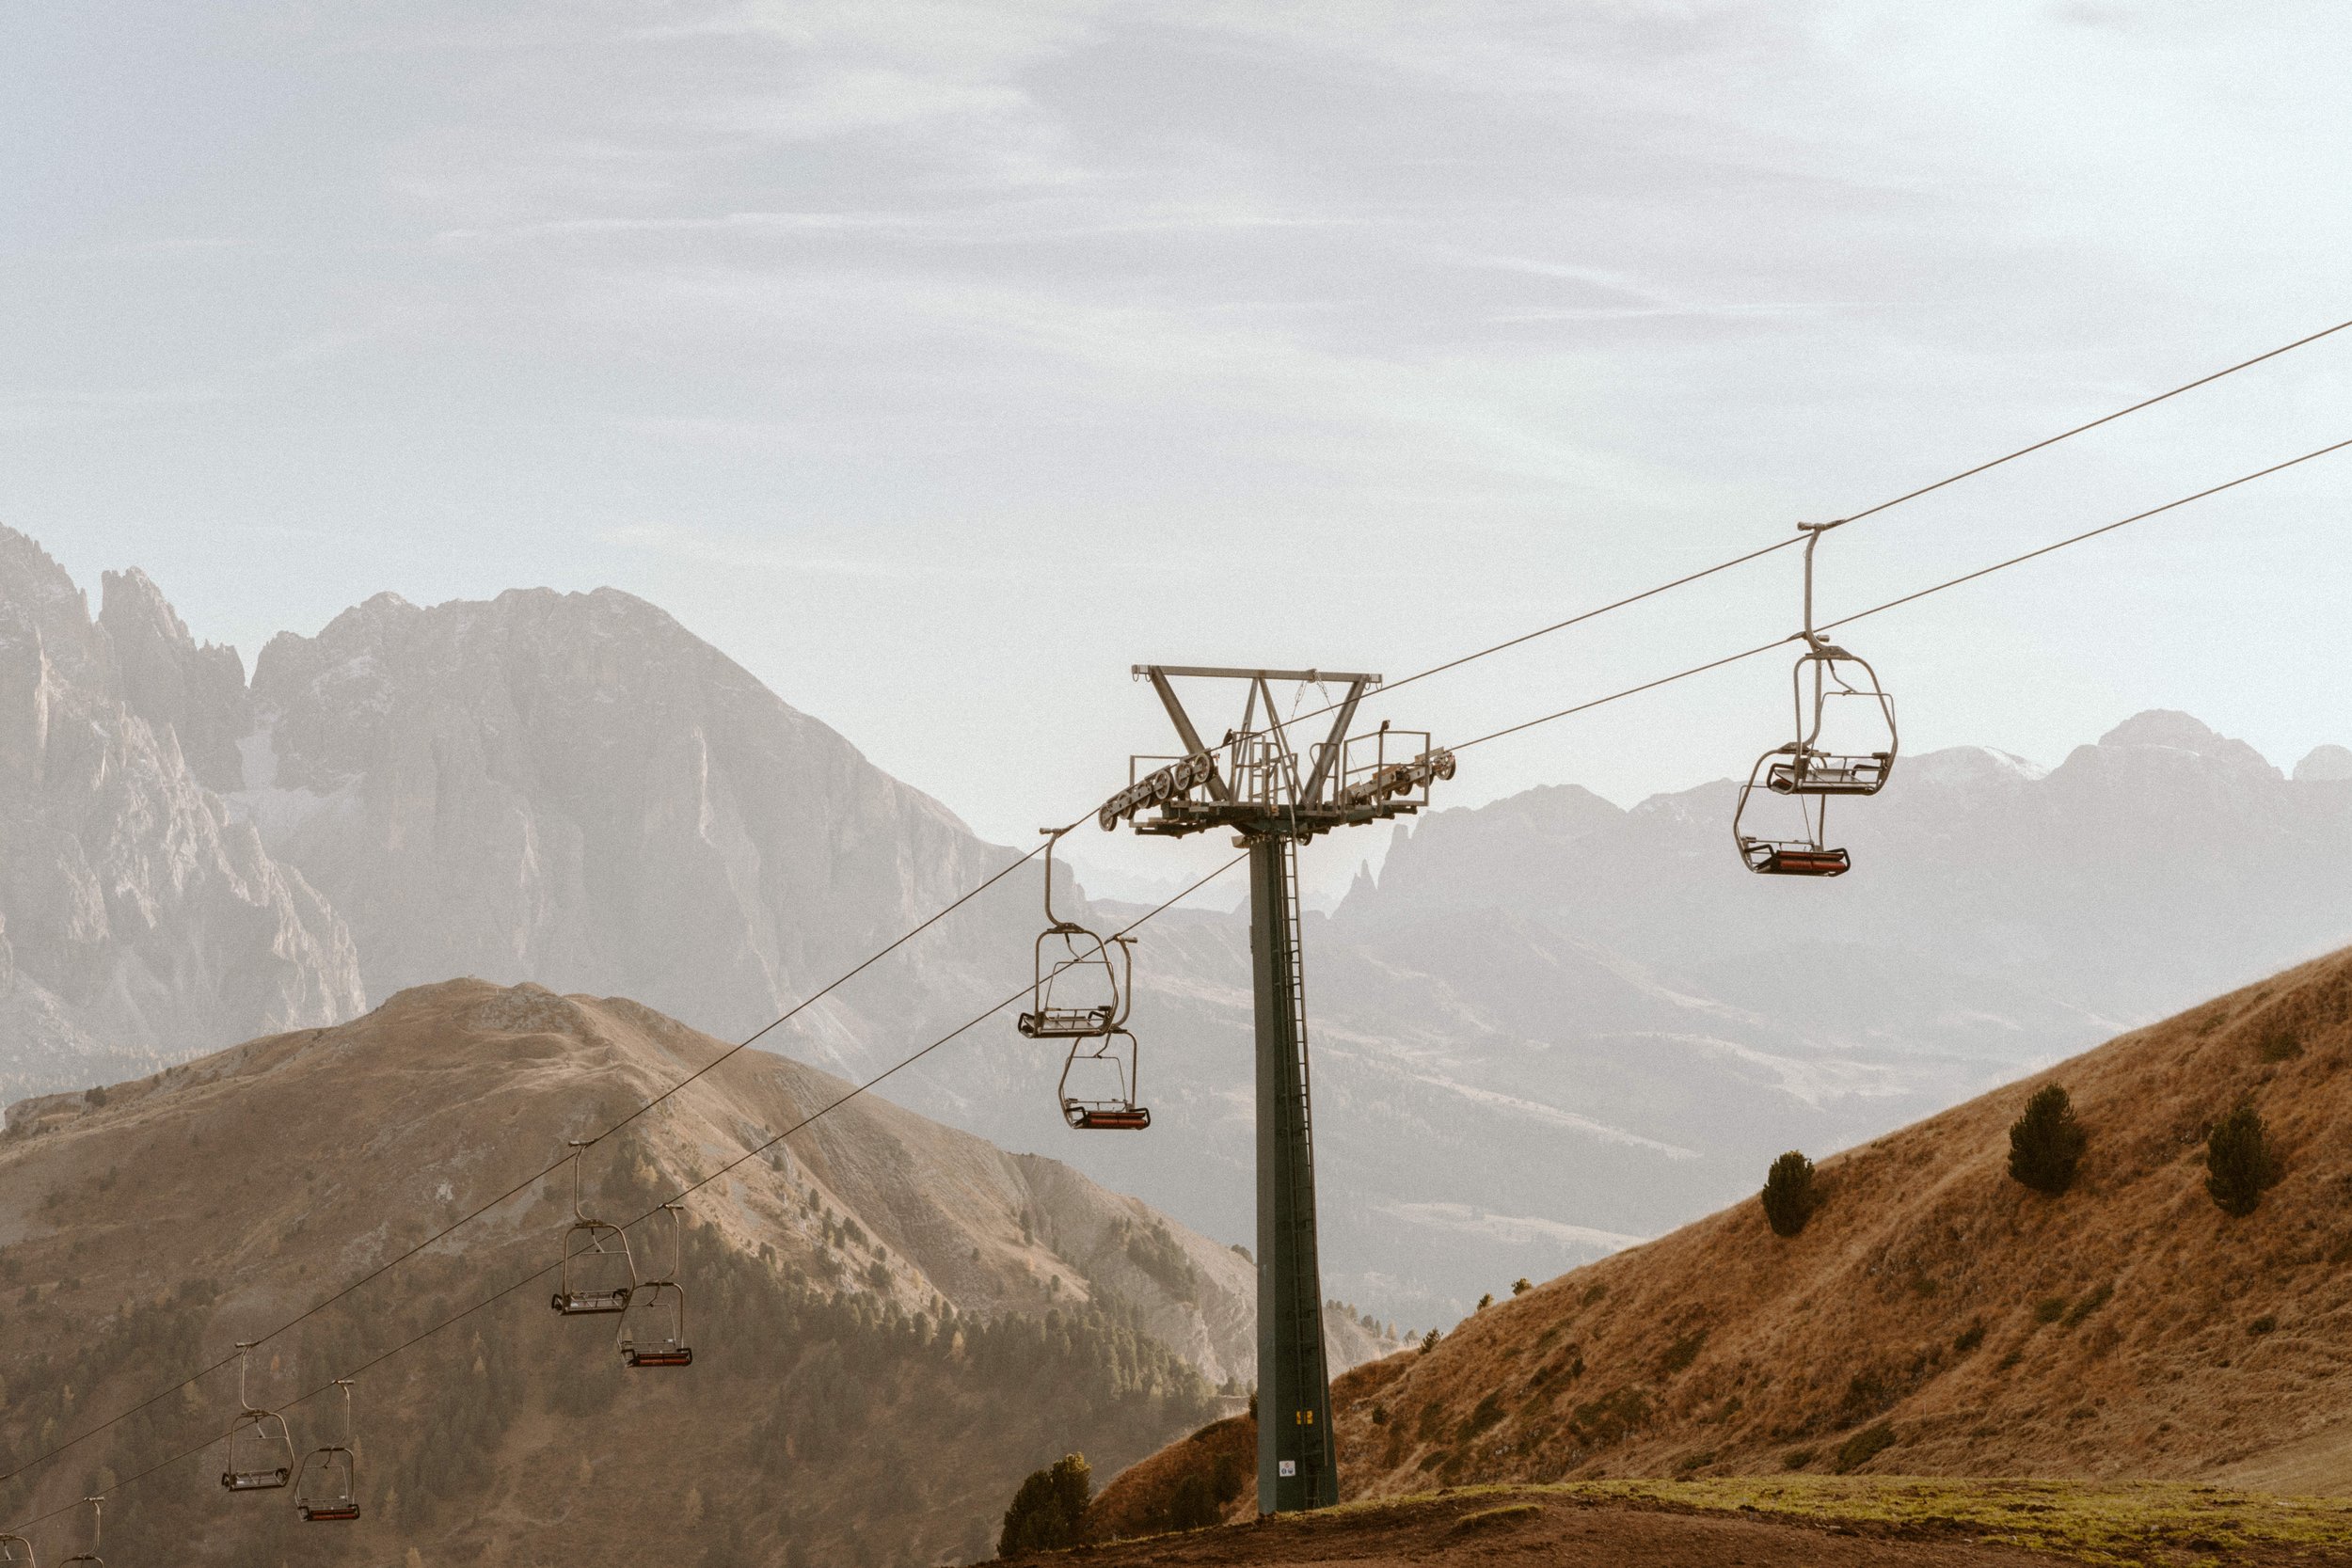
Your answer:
(1101, 664), (1455, 1514)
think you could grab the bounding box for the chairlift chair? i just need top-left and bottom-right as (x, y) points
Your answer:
(1766, 639), (1896, 798)
(1, 1530), (36, 1567)
(58, 1499), (100, 1568)
(1734, 749), (1851, 877)
(220, 1342), (295, 1492)
(1778, 520), (1897, 793)
(1016, 832), (1131, 1040)
(1058, 1029), (1151, 1131)
(549, 1141), (637, 1315)
(294, 1379), (361, 1522)
(1733, 522), (1895, 876)
(618, 1204), (694, 1369)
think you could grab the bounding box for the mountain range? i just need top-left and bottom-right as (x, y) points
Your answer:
(2, 525), (2347, 1332)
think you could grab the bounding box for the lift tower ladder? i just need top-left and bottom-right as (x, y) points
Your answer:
(1102, 664), (1457, 1514)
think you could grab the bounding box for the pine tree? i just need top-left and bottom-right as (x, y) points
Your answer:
(2205, 1100), (2283, 1217)
(2007, 1084), (2088, 1196)
(997, 1452), (1093, 1555)
(1759, 1150), (1820, 1237)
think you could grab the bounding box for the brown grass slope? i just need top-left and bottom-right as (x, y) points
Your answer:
(0, 978), (1325, 1566)
(1103, 944), (2352, 1535)
(1023, 1480), (2352, 1568)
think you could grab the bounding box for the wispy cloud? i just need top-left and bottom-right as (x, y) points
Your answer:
(1383, 1201), (1649, 1251)
(0, 330), (378, 433)
(431, 211), (933, 245)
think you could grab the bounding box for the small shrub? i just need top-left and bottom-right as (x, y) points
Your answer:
(1759, 1150), (1820, 1237)
(1421, 1328), (1440, 1354)
(1842, 1366), (1898, 1417)
(997, 1453), (1092, 1556)
(2034, 1296), (2067, 1324)
(1674, 1449), (1714, 1474)
(2206, 1100), (2283, 1217)
(82, 1085), (108, 1109)
(1581, 1281), (1608, 1307)
(1455, 1392), (1507, 1441)
(1476, 1292), (1493, 1311)
(1783, 1448), (1817, 1470)
(2063, 1282), (2114, 1328)
(1212, 1450), (1245, 1503)
(2259, 1026), (2303, 1062)
(1833, 1422), (1898, 1474)
(2008, 1085), (2088, 1196)
(1658, 1329), (1708, 1375)
(1569, 1386), (1650, 1446)
(2249, 1314), (2279, 1337)
(1512, 1277), (1533, 1296)
(1165, 1469), (1219, 1531)
(1953, 1320), (1986, 1354)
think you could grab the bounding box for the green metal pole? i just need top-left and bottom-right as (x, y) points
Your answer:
(1249, 833), (1338, 1513)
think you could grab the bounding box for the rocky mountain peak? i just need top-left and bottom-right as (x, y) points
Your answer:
(0, 540), (359, 1101)
(239, 576), (1008, 1046)
(2296, 744), (2352, 784)
(1897, 744), (2049, 789)
(100, 565), (249, 792)
(2094, 708), (2280, 774)
(0, 525), (107, 686)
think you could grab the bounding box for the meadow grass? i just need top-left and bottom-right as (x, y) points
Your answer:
(1334, 1477), (2352, 1565)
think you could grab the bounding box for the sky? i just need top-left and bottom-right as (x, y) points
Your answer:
(5, 0), (2350, 902)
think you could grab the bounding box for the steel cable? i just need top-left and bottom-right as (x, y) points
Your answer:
(1239, 315), (2352, 750)
(1452, 436), (2352, 752)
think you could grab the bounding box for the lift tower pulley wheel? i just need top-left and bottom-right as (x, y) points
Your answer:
(1104, 664), (1454, 1515)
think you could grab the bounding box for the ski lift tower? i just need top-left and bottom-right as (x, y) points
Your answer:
(1099, 665), (1455, 1513)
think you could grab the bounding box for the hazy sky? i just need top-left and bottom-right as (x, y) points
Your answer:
(6, 1), (2349, 899)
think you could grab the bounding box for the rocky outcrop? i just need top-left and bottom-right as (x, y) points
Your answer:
(0, 529), (362, 1100)
(241, 586), (1018, 1050)
(98, 566), (250, 793)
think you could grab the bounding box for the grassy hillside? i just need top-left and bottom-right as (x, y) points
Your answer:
(1095, 945), (2352, 1535)
(0, 979), (1260, 1565)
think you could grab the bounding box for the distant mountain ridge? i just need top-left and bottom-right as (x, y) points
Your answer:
(1284, 709), (2352, 1318)
(2, 523), (2348, 1337)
